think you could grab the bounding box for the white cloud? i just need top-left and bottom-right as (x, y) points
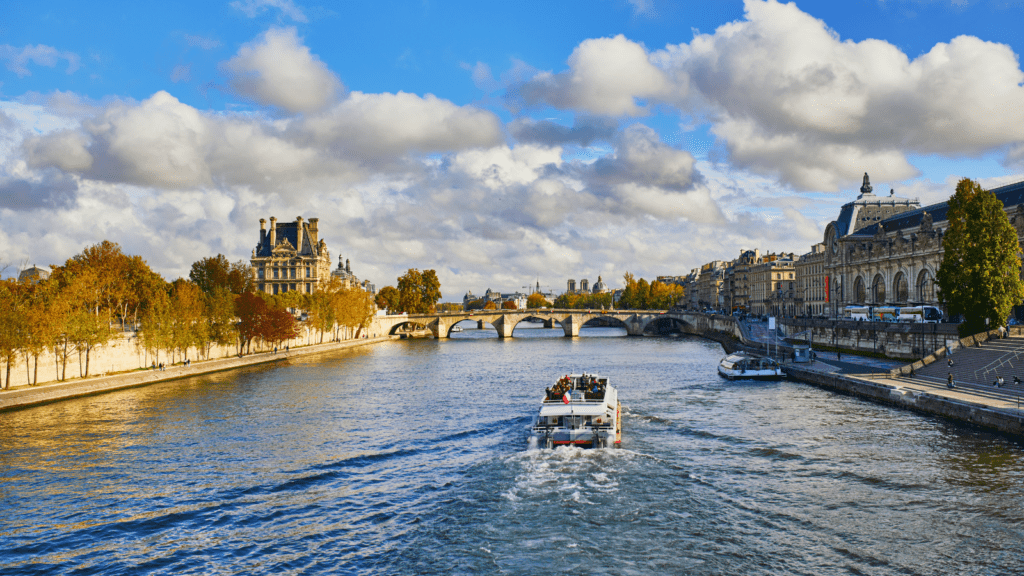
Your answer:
(654, 0), (1024, 190)
(508, 0), (1024, 192)
(0, 44), (80, 77)
(294, 91), (504, 157)
(229, 0), (308, 22)
(222, 27), (341, 113)
(513, 35), (672, 116)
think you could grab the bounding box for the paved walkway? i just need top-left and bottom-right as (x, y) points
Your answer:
(788, 338), (1024, 417)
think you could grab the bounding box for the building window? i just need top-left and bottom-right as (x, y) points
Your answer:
(273, 284), (279, 295)
(290, 268), (296, 279)
(273, 268), (279, 279)
(306, 283), (311, 293)
(258, 268), (264, 279)
(306, 266), (311, 278)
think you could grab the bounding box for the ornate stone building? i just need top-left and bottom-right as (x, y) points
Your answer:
(820, 174), (1024, 316)
(822, 174), (928, 314)
(251, 216), (332, 295)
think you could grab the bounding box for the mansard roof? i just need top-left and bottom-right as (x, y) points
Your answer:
(849, 178), (1024, 238)
(256, 221), (319, 258)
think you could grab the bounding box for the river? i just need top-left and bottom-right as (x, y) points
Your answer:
(2, 324), (1023, 575)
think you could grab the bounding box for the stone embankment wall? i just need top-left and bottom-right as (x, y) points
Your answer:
(676, 313), (743, 350)
(2, 324), (384, 388)
(0, 336), (395, 412)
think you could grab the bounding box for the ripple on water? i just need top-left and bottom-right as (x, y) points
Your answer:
(2, 334), (1024, 575)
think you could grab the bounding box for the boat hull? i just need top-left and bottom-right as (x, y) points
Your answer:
(532, 374), (620, 449)
(717, 366), (784, 381)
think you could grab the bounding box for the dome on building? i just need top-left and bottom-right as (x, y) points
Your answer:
(592, 275), (607, 293)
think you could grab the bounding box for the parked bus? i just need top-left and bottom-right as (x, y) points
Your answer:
(843, 305), (941, 322)
(895, 305), (942, 323)
(844, 305), (871, 320)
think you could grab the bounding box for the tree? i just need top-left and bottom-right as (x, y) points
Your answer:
(190, 254), (254, 295)
(235, 292), (271, 354)
(0, 280), (28, 389)
(395, 269), (442, 313)
(375, 285), (400, 313)
(204, 287), (239, 358)
(138, 280), (174, 367)
(938, 178), (1024, 336)
(501, 300), (518, 310)
(527, 293), (549, 308)
(483, 301), (498, 310)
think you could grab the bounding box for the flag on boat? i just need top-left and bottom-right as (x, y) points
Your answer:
(562, 392), (570, 404)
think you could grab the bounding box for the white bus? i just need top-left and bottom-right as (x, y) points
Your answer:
(894, 305), (942, 323)
(844, 305), (871, 320)
(844, 305), (941, 322)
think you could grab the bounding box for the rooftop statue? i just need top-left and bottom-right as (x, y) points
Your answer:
(860, 172), (873, 197)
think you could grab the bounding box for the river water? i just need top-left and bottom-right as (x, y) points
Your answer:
(2, 324), (1024, 575)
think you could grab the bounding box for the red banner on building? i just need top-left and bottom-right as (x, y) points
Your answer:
(825, 276), (830, 303)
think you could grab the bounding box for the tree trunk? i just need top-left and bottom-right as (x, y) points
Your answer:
(84, 345), (91, 377)
(33, 355), (38, 385)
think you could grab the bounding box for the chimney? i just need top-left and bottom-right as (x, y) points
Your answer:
(296, 216), (304, 253)
(308, 217), (319, 245)
(259, 218), (266, 248)
(269, 216), (277, 248)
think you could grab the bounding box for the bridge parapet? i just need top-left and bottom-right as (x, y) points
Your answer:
(371, 309), (690, 339)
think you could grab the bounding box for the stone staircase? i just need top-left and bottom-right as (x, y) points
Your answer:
(909, 335), (1024, 403)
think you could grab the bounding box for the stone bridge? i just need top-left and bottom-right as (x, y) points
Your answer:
(372, 309), (700, 339)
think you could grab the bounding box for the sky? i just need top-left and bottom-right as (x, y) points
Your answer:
(2, 0), (1024, 300)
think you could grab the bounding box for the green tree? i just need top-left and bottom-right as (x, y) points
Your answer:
(396, 269), (442, 313)
(138, 280), (174, 367)
(375, 286), (401, 313)
(204, 287), (239, 358)
(0, 280), (28, 389)
(190, 254), (254, 295)
(938, 178), (1024, 336)
(526, 293), (549, 308)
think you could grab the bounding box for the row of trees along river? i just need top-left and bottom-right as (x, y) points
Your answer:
(0, 242), (376, 390)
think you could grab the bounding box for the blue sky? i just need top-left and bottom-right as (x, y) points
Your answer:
(3, 0), (1024, 297)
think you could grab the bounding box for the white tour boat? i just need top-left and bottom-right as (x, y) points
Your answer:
(717, 353), (784, 381)
(531, 373), (621, 448)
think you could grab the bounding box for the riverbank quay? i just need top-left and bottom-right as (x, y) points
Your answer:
(0, 336), (396, 413)
(783, 354), (1024, 437)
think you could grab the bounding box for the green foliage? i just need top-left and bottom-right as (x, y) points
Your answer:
(526, 292), (549, 308)
(189, 254), (255, 295)
(938, 178), (1024, 337)
(553, 292), (613, 310)
(375, 285), (400, 313)
(616, 272), (684, 309)
(395, 269), (442, 313)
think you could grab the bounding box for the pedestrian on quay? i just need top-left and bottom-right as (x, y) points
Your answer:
(947, 373), (955, 389)
(996, 376), (1005, 388)
(837, 350), (841, 361)
(948, 357), (954, 367)
(1015, 376), (1022, 385)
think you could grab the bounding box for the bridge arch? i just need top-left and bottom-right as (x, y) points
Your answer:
(388, 321), (430, 336)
